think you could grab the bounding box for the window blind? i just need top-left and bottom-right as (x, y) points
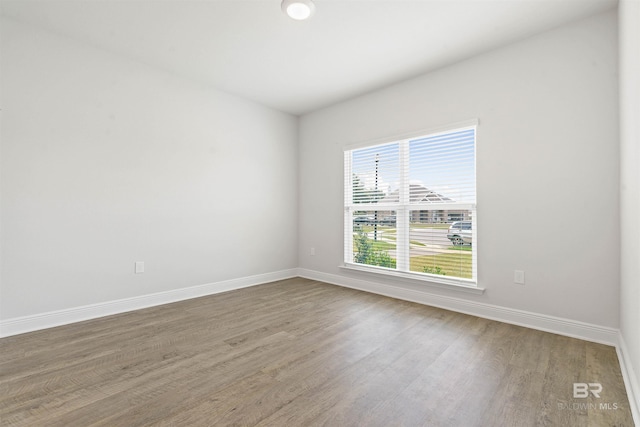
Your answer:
(344, 124), (477, 284)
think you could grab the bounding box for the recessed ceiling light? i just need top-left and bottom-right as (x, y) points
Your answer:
(281, 0), (316, 21)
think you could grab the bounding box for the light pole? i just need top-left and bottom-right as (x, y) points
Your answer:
(374, 153), (379, 241)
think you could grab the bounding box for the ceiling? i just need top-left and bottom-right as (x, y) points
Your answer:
(0, 0), (616, 116)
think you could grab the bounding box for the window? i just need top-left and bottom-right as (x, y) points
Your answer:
(344, 123), (477, 285)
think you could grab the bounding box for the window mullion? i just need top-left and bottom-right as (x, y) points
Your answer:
(397, 140), (410, 272)
(344, 151), (353, 264)
(344, 151), (353, 205)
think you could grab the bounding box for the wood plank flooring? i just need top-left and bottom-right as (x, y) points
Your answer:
(0, 278), (634, 426)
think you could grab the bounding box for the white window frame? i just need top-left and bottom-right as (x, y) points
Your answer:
(343, 120), (479, 291)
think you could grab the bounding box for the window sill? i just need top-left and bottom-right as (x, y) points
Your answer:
(340, 263), (485, 295)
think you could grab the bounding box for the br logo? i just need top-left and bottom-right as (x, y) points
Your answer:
(573, 383), (602, 398)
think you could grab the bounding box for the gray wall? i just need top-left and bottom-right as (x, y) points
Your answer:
(298, 10), (620, 328)
(0, 19), (299, 319)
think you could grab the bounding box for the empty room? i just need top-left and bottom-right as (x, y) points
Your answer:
(1, 0), (639, 425)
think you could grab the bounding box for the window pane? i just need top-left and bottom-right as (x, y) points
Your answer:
(409, 129), (475, 205)
(351, 143), (400, 204)
(409, 210), (473, 279)
(353, 210), (397, 269)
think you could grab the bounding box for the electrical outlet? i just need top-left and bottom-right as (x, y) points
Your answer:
(514, 270), (525, 284)
(310, 247), (315, 256)
(135, 261), (145, 274)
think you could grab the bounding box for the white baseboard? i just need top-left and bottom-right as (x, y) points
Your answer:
(298, 268), (619, 346)
(0, 269), (298, 338)
(2, 268), (636, 423)
(299, 269), (639, 421)
(617, 333), (640, 426)
(4, 268), (617, 345)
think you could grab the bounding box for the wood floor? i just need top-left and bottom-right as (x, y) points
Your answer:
(0, 278), (634, 426)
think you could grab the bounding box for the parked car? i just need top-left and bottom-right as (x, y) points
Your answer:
(447, 221), (472, 245)
(354, 214), (375, 225)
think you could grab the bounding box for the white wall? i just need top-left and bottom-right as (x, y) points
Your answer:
(0, 18), (298, 320)
(619, 0), (640, 419)
(298, 11), (619, 328)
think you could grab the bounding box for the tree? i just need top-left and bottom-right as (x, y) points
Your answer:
(354, 231), (396, 268)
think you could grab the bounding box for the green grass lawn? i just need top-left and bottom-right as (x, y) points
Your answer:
(371, 240), (396, 251)
(410, 223), (451, 229)
(410, 252), (472, 279)
(353, 239), (396, 252)
(354, 232), (424, 248)
(357, 225), (396, 233)
(448, 245), (472, 251)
